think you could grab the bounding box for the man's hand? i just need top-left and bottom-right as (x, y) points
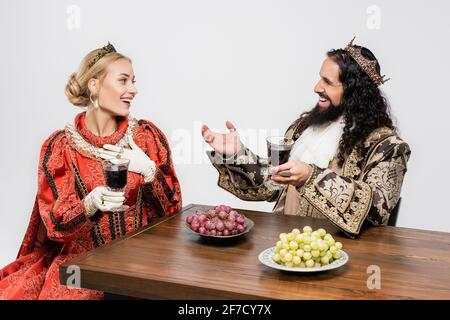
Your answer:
(270, 161), (313, 187)
(201, 121), (241, 157)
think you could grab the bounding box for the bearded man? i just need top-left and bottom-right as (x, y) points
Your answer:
(201, 38), (410, 238)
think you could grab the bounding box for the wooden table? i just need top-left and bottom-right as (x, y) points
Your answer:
(60, 204), (450, 299)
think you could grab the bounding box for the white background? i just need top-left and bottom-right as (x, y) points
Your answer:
(1, 0), (449, 267)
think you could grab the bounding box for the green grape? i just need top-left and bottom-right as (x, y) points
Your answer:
(289, 241), (299, 250)
(303, 226), (313, 234)
(284, 253), (293, 262)
(317, 228), (327, 237)
(317, 241), (326, 251)
(335, 242), (343, 250)
(310, 241), (319, 250)
(320, 250), (327, 257)
(311, 250), (320, 258)
(295, 234), (303, 242)
(287, 233), (295, 242)
(295, 249), (304, 258)
(311, 231), (321, 238)
(314, 262), (322, 268)
(321, 256), (330, 265)
(306, 259), (315, 268)
(293, 256), (301, 265)
(332, 252), (341, 260)
(299, 262), (306, 268)
(322, 243), (329, 252)
(327, 239), (336, 246)
(282, 243), (290, 250)
(272, 254), (281, 262)
(274, 247), (280, 254)
(329, 246), (337, 254)
(303, 236), (312, 244)
(303, 245), (311, 252)
(279, 233), (288, 242)
(292, 228), (301, 235)
(285, 262), (294, 268)
(303, 252), (312, 260)
(276, 241), (283, 248)
(279, 249), (288, 257)
(324, 234), (333, 241)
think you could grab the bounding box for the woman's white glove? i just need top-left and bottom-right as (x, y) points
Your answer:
(99, 137), (156, 182)
(83, 186), (125, 217)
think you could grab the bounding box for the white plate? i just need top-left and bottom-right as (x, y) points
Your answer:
(258, 246), (349, 272)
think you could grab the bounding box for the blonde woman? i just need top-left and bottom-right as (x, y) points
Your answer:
(0, 43), (182, 299)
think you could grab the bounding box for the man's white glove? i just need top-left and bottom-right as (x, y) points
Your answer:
(99, 137), (156, 182)
(84, 186), (125, 217)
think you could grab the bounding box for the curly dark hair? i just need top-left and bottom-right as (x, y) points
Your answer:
(297, 46), (395, 165)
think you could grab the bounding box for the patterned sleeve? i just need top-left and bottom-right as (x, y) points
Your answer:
(138, 121), (182, 218)
(37, 131), (95, 242)
(298, 136), (411, 238)
(206, 144), (278, 202)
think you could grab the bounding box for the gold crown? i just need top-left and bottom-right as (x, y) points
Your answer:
(344, 37), (389, 86)
(88, 42), (117, 68)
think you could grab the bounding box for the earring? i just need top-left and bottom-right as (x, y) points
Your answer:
(90, 94), (99, 109)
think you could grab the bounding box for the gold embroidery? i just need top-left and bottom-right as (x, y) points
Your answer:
(301, 178), (373, 235)
(217, 167), (275, 201)
(314, 175), (355, 214)
(342, 149), (363, 178)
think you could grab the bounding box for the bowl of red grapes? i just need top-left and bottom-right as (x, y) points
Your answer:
(185, 205), (254, 239)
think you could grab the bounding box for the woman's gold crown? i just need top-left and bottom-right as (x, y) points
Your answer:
(88, 42), (117, 68)
(344, 37), (389, 86)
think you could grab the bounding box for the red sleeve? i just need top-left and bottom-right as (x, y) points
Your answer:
(37, 131), (94, 242)
(135, 121), (182, 218)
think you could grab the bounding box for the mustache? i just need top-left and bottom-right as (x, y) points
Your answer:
(317, 92), (330, 100)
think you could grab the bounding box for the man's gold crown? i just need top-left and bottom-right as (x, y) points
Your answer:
(344, 37), (389, 86)
(88, 42), (117, 68)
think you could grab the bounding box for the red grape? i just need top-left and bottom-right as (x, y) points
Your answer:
(218, 211), (228, 220)
(210, 230), (217, 236)
(223, 229), (230, 236)
(198, 227), (206, 234)
(186, 216), (193, 224)
(224, 221), (234, 230)
(236, 216), (245, 225)
(216, 220), (225, 231)
(217, 231), (223, 236)
(204, 221), (212, 230)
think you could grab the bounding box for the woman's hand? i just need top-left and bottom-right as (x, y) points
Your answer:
(99, 137), (157, 182)
(201, 121), (241, 157)
(84, 186), (125, 216)
(270, 161), (313, 188)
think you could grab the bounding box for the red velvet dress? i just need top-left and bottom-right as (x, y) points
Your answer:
(0, 112), (182, 299)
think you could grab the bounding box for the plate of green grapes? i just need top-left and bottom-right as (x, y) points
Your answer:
(258, 226), (348, 272)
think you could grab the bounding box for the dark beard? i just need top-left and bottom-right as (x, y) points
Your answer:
(306, 103), (345, 126)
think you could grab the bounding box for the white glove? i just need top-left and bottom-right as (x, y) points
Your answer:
(83, 186), (125, 217)
(99, 136), (156, 182)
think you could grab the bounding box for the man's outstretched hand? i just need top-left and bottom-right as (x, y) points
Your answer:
(201, 121), (241, 157)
